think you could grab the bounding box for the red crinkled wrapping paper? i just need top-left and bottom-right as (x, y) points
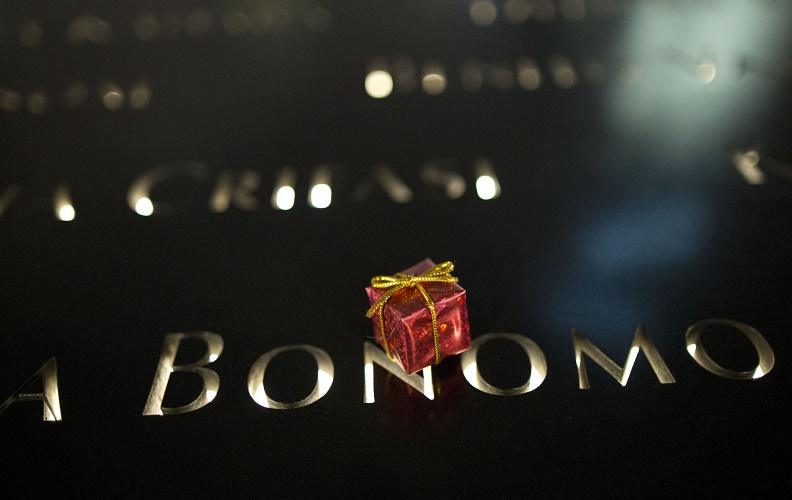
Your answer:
(366, 258), (471, 374)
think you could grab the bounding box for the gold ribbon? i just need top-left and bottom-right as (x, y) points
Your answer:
(366, 261), (458, 365)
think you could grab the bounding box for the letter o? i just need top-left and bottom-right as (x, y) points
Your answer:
(461, 333), (548, 396)
(685, 319), (775, 380)
(248, 345), (334, 410)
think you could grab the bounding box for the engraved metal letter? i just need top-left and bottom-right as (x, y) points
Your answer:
(573, 325), (676, 389)
(461, 333), (547, 396)
(363, 341), (433, 403)
(0, 184), (20, 220)
(127, 162), (209, 215)
(142, 332), (223, 416)
(248, 345), (334, 410)
(209, 170), (261, 212)
(0, 358), (62, 421)
(685, 318), (775, 379)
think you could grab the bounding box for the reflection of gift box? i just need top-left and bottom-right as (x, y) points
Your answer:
(365, 259), (471, 375)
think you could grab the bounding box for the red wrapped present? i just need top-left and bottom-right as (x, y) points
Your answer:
(365, 259), (471, 374)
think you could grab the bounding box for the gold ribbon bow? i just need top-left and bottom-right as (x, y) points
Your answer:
(366, 261), (458, 365)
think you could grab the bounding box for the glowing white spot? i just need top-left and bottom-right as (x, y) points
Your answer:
(528, 366), (543, 391)
(253, 385), (269, 407)
(275, 186), (295, 210)
(470, 0), (498, 27)
(422, 367), (433, 397)
(365, 70), (393, 98)
(696, 59), (716, 84)
(476, 176), (498, 200)
(135, 197), (154, 216)
(364, 363), (375, 403)
(463, 360), (479, 384)
(317, 370), (333, 397)
(620, 346), (640, 385)
(309, 183), (332, 209)
(753, 366), (764, 379)
(687, 344), (697, 357)
(205, 390), (217, 402)
(208, 354), (219, 362)
(58, 205), (75, 222)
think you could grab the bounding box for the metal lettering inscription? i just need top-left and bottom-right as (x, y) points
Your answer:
(209, 170), (261, 212)
(461, 333), (547, 396)
(0, 184), (20, 220)
(0, 357), (62, 421)
(142, 332), (223, 416)
(127, 162), (209, 215)
(363, 341), (433, 403)
(685, 318), (775, 379)
(248, 345), (334, 410)
(573, 325), (676, 389)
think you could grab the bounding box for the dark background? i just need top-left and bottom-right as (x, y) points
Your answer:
(1, 1), (791, 497)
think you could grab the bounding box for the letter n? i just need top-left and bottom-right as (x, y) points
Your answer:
(363, 342), (433, 403)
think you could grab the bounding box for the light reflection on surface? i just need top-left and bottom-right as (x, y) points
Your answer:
(309, 166), (332, 208)
(533, 0), (556, 23)
(365, 70), (393, 98)
(101, 86), (125, 111)
(516, 59), (542, 90)
(18, 21), (42, 47)
(560, 0), (587, 22)
(64, 81), (88, 108)
(133, 14), (160, 41)
(422, 63), (447, 95)
(695, 59), (717, 84)
(474, 158), (501, 200)
(309, 184), (332, 209)
(58, 205), (75, 222)
(129, 82), (152, 110)
(26, 91), (48, 114)
(135, 197), (154, 216)
(470, 0), (498, 27)
(247, 345), (335, 410)
(461, 333), (548, 395)
(0, 88), (21, 112)
(504, 0), (533, 23)
(185, 8), (213, 37)
(275, 186), (295, 210)
(461, 61), (484, 92)
(550, 56), (577, 88)
(732, 150), (765, 185)
(272, 168), (296, 210)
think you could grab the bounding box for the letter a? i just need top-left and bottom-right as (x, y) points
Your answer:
(0, 358), (62, 421)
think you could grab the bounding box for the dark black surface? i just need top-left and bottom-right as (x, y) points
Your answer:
(1, 1), (791, 497)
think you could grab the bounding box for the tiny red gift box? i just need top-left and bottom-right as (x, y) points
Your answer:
(365, 259), (471, 374)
